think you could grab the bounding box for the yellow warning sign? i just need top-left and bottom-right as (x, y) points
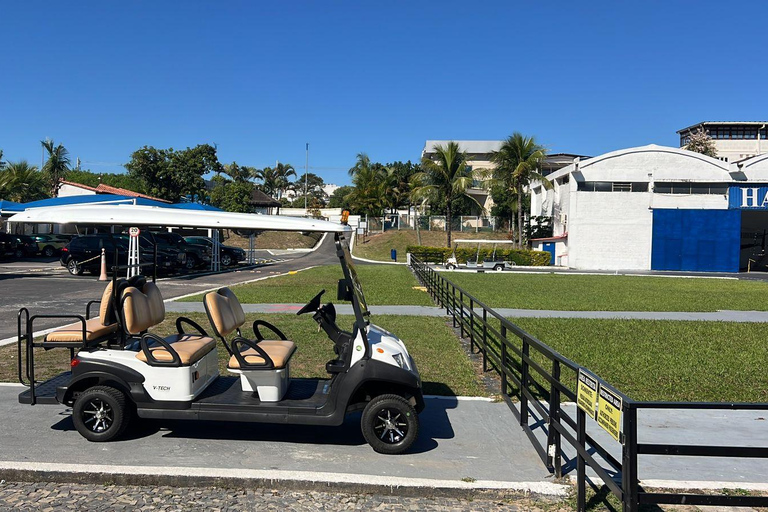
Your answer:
(597, 384), (623, 443)
(576, 370), (598, 419)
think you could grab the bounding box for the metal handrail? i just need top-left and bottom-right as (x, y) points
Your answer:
(409, 255), (768, 511)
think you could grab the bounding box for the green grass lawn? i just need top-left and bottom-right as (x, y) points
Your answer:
(4, 313), (485, 397)
(180, 264), (433, 306)
(510, 318), (768, 403)
(443, 272), (768, 312)
(353, 230), (510, 262)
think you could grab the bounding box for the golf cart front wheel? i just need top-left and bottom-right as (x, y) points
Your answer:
(446, 264), (455, 270)
(72, 386), (130, 442)
(494, 264), (504, 272)
(361, 394), (419, 455)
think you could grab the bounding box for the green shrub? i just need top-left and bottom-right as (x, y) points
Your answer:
(406, 245), (551, 266)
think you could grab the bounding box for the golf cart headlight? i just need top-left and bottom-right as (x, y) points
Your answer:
(392, 353), (406, 369)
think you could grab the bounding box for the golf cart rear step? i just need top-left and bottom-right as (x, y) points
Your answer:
(18, 371), (70, 405)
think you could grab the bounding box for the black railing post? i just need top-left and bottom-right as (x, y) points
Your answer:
(547, 359), (562, 476)
(622, 404), (639, 512)
(501, 337), (508, 397)
(577, 408), (587, 512)
(469, 298), (475, 351)
(459, 290), (465, 337)
(481, 308), (488, 357)
(452, 287), (457, 328)
(520, 337), (530, 426)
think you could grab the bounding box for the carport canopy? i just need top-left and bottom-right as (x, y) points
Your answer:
(7, 203), (352, 234)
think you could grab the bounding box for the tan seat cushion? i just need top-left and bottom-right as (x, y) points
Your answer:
(143, 282), (166, 326)
(228, 340), (296, 369)
(205, 292), (243, 337)
(135, 335), (217, 365)
(98, 281), (116, 326)
(45, 318), (119, 343)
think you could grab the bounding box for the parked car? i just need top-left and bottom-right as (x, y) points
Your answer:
(12, 235), (38, 258)
(183, 236), (246, 267)
(0, 233), (18, 259)
(31, 234), (71, 257)
(60, 234), (183, 276)
(144, 231), (212, 271)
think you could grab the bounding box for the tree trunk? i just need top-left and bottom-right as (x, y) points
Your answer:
(517, 188), (524, 249)
(446, 196), (452, 248)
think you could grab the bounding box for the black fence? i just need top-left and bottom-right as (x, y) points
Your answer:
(409, 255), (768, 511)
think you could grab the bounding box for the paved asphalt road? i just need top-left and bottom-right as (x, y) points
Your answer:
(0, 234), (341, 342)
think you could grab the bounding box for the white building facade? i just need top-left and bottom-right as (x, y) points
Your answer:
(530, 144), (768, 272)
(678, 122), (768, 163)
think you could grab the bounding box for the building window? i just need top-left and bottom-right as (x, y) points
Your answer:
(577, 181), (648, 192)
(654, 183), (728, 194)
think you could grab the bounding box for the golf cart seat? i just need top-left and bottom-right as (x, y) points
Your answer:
(122, 282), (216, 367)
(41, 279), (123, 346)
(204, 287), (295, 401)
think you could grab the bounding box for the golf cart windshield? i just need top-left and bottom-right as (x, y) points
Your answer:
(341, 240), (369, 321)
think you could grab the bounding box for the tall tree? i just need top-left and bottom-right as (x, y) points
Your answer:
(0, 149), (5, 170)
(41, 139), (71, 196)
(328, 185), (355, 210)
(223, 161), (254, 183)
(125, 144), (221, 202)
(0, 161), (48, 202)
(684, 128), (718, 158)
(488, 133), (548, 247)
(412, 142), (480, 247)
(294, 172), (326, 203)
(209, 172), (255, 213)
(253, 162), (296, 199)
(347, 153), (393, 216)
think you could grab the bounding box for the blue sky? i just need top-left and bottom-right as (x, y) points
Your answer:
(1, 1), (766, 186)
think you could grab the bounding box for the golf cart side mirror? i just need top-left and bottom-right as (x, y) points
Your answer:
(337, 279), (353, 301)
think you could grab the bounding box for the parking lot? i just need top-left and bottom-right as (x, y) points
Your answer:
(0, 235), (338, 343)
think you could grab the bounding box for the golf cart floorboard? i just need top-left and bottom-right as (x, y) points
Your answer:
(18, 371), (71, 405)
(195, 376), (329, 410)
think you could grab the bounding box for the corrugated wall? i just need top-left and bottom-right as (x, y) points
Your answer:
(651, 209), (741, 272)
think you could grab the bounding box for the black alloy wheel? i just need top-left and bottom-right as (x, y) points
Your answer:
(221, 253), (233, 266)
(361, 394), (419, 454)
(72, 386), (130, 442)
(184, 254), (197, 270)
(43, 246), (56, 257)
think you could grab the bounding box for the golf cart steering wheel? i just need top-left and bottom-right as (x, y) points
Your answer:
(297, 290), (325, 316)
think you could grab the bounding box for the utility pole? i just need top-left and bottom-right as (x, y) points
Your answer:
(304, 143), (309, 211)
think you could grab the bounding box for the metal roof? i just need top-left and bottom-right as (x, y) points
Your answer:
(8, 204), (352, 233)
(677, 121), (768, 134)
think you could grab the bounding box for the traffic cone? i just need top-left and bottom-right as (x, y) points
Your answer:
(98, 248), (108, 281)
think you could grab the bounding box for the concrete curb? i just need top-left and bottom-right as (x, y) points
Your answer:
(0, 461), (569, 499)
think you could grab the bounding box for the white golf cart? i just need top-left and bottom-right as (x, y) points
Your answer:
(444, 239), (517, 271)
(14, 204), (423, 454)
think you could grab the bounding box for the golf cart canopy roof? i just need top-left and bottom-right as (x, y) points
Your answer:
(8, 204), (353, 234)
(453, 239), (515, 244)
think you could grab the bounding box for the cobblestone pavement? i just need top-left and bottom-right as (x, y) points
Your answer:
(0, 481), (566, 511)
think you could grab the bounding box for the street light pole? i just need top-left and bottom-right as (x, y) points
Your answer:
(304, 143), (309, 211)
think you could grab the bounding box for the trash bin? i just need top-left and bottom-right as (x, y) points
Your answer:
(391, 249), (397, 261)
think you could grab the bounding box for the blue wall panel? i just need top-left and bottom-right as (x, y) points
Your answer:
(651, 210), (741, 272)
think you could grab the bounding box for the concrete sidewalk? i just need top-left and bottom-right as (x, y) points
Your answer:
(166, 302), (768, 322)
(0, 386), (561, 496)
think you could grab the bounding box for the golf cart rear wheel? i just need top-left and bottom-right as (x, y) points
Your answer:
(67, 259), (83, 276)
(361, 394), (419, 455)
(446, 263), (455, 270)
(494, 264), (504, 272)
(72, 386), (130, 442)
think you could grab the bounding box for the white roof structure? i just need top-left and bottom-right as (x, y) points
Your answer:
(8, 204), (352, 233)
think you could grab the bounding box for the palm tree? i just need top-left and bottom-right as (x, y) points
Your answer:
(253, 162), (296, 199)
(0, 161), (48, 202)
(0, 149), (5, 170)
(41, 139), (71, 196)
(412, 142), (481, 247)
(488, 133), (549, 247)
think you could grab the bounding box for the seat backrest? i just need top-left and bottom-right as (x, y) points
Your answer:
(218, 287), (245, 327)
(98, 278), (127, 326)
(122, 286), (154, 335)
(204, 288), (244, 338)
(143, 282), (166, 326)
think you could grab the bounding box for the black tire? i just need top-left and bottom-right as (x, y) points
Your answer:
(14, 249), (24, 259)
(43, 246), (56, 257)
(184, 255), (198, 270)
(67, 259), (83, 276)
(361, 394), (419, 455)
(72, 386), (131, 442)
(494, 264), (504, 272)
(446, 264), (455, 270)
(221, 253), (233, 266)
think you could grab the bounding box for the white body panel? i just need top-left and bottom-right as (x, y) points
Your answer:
(367, 324), (413, 371)
(78, 347), (219, 402)
(229, 367), (290, 402)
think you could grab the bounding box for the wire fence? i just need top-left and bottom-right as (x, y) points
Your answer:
(361, 215), (506, 234)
